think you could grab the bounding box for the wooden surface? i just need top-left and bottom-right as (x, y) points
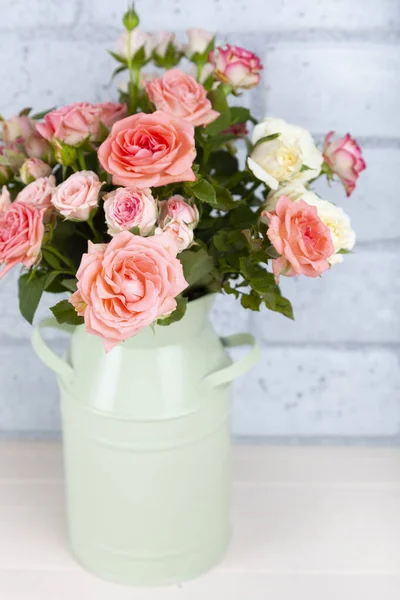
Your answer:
(1, 441), (400, 599)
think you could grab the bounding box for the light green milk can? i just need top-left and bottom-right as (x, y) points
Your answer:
(32, 294), (259, 586)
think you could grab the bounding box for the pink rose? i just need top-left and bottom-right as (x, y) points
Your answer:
(0, 202), (45, 279)
(52, 171), (102, 221)
(16, 175), (56, 210)
(0, 186), (11, 213)
(209, 44), (262, 89)
(25, 132), (52, 159)
(323, 131), (366, 197)
(98, 110), (196, 188)
(145, 69), (219, 127)
(158, 195), (199, 228)
(36, 102), (103, 146)
(96, 102), (128, 129)
(264, 195), (334, 279)
(2, 115), (35, 144)
(69, 231), (188, 351)
(155, 219), (194, 252)
(103, 187), (157, 236)
(186, 29), (213, 56)
(20, 158), (52, 184)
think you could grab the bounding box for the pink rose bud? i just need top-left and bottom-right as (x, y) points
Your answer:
(16, 175), (56, 210)
(0, 186), (11, 213)
(52, 171), (102, 221)
(158, 195), (199, 229)
(145, 69), (219, 127)
(186, 28), (214, 56)
(264, 195), (334, 280)
(96, 102), (128, 129)
(209, 44), (262, 89)
(69, 232), (188, 351)
(0, 202), (45, 279)
(156, 218), (194, 253)
(20, 158), (52, 185)
(323, 131), (366, 197)
(36, 102), (103, 146)
(98, 111), (196, 189)
(2, 115), (35, 144)
(25, 132), (52, 159)
(103, 187), (157, 237)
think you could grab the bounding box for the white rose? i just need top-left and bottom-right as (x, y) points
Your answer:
(153, 32), (175, 58)
(117, 29), (155, 60)
(186, 28), (213, 56)
(265, 182), (355, 264)
(248, 117), (323, 190)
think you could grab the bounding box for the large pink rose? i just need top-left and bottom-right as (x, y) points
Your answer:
(97, 110), (196, 188)
(0, 202), (45, 279)
(52, 171), (102, 221)
(323, 131), (366, 197)
(103, 187), (157, 236)
(69, 232), (188, 351)
(16, 175), (56, 210)
(264, 195), (334, 279)
(36, 102), (103, 145)
(96, 102), (128, 129)
(158, 194), (199, 228)
(209, 44), (262, 89)
(145, 69), (219, 127)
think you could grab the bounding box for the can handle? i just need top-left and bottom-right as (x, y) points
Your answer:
(203, 333), (260, 388)
(31, 318), (75, 381)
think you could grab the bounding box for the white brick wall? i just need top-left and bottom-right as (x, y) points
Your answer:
(0, 0), (399, 439)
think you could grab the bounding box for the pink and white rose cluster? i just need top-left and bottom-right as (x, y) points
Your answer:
(156, 195), (199, 252)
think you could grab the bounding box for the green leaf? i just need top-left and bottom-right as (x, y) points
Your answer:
(209, 151), (238, 177)
(229, 107), (251, 125)
(107, 50), (128, 65)
(19, 107), (32, 116)
(241, 292), (262, 311)
(41, 248), (63, 271)
(204, 111), (231, 136)
(337, 248), (353, 255)
(50, 299), (83, 326)
(213, 184), (238, 210)
(31, 107), (55, 120)
(61, 278), (78, 292)
(264, 293), (294, 320)
(111, 65), (128, 80)
(18, 272), (46, 324)
(180, 248), (214, 286)
(208, 86), (229, 113)
(300, 164), (312, 172)
(157, 296), (188, 327)
(252, 133), (280, 151)
(190, 179), (216, 205)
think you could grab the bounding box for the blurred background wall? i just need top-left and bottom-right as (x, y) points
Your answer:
(0, 0), (399, 440)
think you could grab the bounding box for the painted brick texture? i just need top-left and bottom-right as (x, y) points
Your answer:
(0, 0), (398, 438)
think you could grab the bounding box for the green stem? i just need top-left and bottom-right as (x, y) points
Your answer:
(43, 245), (75, 270)
(87, 217), (102, 243)
(77, 149), (86, 171)
(126, 30), (137, 114)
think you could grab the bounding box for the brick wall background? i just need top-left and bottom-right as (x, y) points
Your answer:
(0, 0), (399, 439)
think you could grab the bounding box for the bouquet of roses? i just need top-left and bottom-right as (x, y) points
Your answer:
(0, 6), (365, 351)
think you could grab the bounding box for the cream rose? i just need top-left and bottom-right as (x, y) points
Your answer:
(52, 171), (102, 221)
(248, 118), (323, 190)
(266, 182), (355, 264)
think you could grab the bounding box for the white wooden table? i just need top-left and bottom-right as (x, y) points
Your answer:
(1, 441), (400, 599)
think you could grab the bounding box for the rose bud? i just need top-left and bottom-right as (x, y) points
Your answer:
(323, 131), (366, 197)
(2, 115), (35, 144)
(20, 158), (52, 185)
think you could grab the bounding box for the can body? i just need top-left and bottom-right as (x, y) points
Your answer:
(59, 295), (232, 586)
